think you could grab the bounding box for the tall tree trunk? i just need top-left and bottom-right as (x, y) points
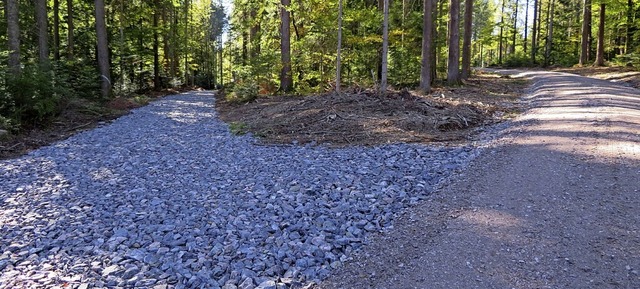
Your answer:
(499, 0), (506, 64)
(511, 0), (518, 54)
(36, 0), (49, 65)
(429, 0), (444, 80)
(461, 0), (473, 79)
(380, 0), (390, 91)
(544, 0), (554, 66)
(280, 0), (293, 92)
(184, 0), (190, 85)
(524, 0), (529, 53)
(53, 0), (60, 61)
(594, 3), (605, 66)
(95, 0), (111, 98)
(249, 6), (261, 59)
(447, 0), (461, 84)
(531, 0), (538, 63)
(66, 0), (74, 59)
(6, 0), (20, 76)
(336, 0), (343, 92)
(420, 0), (434, 92)
(579, 0), (591, 65)
(153, 0), (160, 89)
(626, 0), (634, 53)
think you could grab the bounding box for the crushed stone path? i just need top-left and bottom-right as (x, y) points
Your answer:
(320, 70), (640, 289)
(1, 92), (478, 288)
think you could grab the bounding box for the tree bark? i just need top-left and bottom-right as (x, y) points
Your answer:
(499, 0), (506, 64)
(626, 0), (633, 53)
(336, 0), (343, 93)
(250, 6), (261, 59)
(95, 0), (111, 98)
(53, 0), (60, 61)
(579, 0), (591, 65)
(461, 0), (473, 79)
(420, 0), (434, 92)
(531, 0), (537, 63)
(447, 0), (461, 84)
(511, 0), (518, 54)
(153, 0), (161, 89)
(594, 3), (605, 66)
(544, 0), (554, 67)
(36, 0), (49, 65)
(380, 0), (390, 91)
(67, 0), (74, 59)
(524, 0), (529, 53)
(6, 0), (20, 76)
(280, 0), (293, 92)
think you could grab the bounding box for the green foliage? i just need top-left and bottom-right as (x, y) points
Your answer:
(228, 121), (248, 135)
(503, 51), (532, 67)
(612, 53), (640, 67)
(1, 65), (72, 129)
(226, 79), (259, 104)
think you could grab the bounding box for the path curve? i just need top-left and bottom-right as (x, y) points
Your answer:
(320, 70), (640, 288)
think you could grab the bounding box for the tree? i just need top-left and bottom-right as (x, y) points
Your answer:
(380, 0), (390, 91)
(153, 0), (161, 89)
(6, 0), (21, 76)
(35, 0), (49, 65)
(461, 0), (473, 79)
(594, 3), (605, 66)
(67, 0), (74, 59)
(579, 0), (591, 65)
(523, 0), (529, 53)
(336, 0), (343, 93)
(544, 0), (555, 66)
(511, 0), (518, 54)
(53, 0), (60, 61)
(448, 0), (461, 84)
(420, 0), (435, 92)
(498, 0), (506, 64)
(95, 0), (111, 98)
(531, 0), (538, 63)
(280, 0), (293, 92)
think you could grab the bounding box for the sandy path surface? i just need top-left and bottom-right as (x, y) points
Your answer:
(319, 70), (640, 288)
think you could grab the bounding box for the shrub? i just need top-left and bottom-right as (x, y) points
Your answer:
(226, 79), (259, 104)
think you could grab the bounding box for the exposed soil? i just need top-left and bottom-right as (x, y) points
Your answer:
(0, 87), (198, 160)
(216, 72), (527, 147)
(555, 66), (640, 89)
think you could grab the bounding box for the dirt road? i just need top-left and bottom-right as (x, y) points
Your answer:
(319, 70), (640, 288)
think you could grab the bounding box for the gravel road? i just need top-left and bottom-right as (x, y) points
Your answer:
(320, 70), (640, 288)
(0, 91), (479, 288)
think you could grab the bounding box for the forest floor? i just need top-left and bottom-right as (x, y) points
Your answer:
(216, 72), (527, 147)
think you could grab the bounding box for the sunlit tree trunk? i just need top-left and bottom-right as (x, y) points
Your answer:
(95, 0), (111, 98)
(579, 0), (591, 65)
(544, 0), (554, 66)
(6, 0), (20, 76)
(280, 0), (293, 92)
(594, 3), (605, 66)
(380, 0), (389, 91)
(511, 0), (518, 54)
(447, 0), (461, 84)
(420, 0), (434, 92)
(336, 0), (343, 93)
(499, 0), (505, 64)
(524, 0), (529, 53)
(461, 0), (473, 79)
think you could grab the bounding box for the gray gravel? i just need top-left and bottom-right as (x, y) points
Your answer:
(0, 91), (480, 289)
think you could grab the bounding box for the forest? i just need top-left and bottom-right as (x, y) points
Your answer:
(0, 0), (639, 133)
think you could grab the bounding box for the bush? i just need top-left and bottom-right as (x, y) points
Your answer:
(1, 64), (73, 129)
(503, 52), (532, 67)
(226, 79), (258, 104)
